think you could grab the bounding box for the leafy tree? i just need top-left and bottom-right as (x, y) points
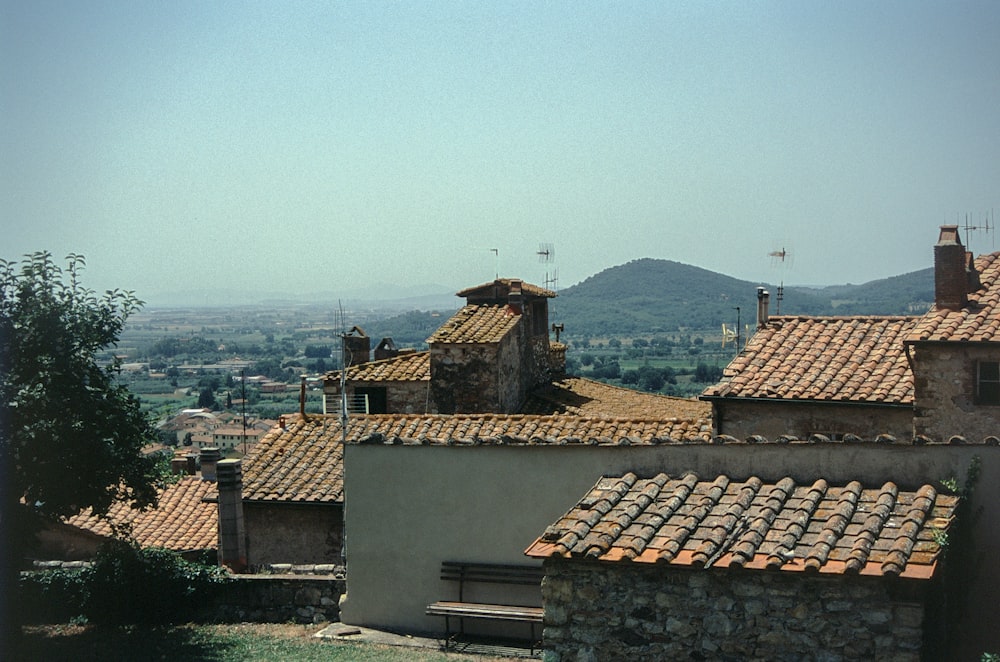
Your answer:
(304, 344), (332, 359)
(197, 386), (217, 409)
(0, 253), (161, 647)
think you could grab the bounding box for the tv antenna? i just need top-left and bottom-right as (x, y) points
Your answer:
(961, 212), (994, 253)
(768, 247), (792, 266)
(537, 242), (558, 290)
(768, 246), (792, 315)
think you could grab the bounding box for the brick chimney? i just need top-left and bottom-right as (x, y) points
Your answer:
(216, 458), (247, 572)
(199, 447), (221, 482)
(934, 225), (969, 310)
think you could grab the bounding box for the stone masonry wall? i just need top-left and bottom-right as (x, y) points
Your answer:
(245, 503), (343, 568)
(542, 559), (927, 662)
(912, 344), (1000, 442)
(714, 400), (914, 442)
(429, 344), (501, 413)
(212, 573), (345, 624)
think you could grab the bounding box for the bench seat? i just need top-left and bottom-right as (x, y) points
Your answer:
(426, 600), (544, 623)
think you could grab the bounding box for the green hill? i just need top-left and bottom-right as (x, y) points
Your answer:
(553, 258), (933, 337)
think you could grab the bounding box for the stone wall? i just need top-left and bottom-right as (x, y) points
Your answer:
(327, 380), (430, 415)
(541, 559), (931, 662)
(244, 502), (342, 568)
(912, 344), (1000, 441)
(212, 573), (345, 624)
(430, 344), (501, 413)
(713, 399), (913, 441)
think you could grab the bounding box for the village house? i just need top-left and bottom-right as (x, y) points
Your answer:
(322, 279), (563, 415)
(525, 471), (959, 660)
(906, 225), (1000, 442)
(701, 225), (1000, 446)
(33, 455), (220, 562)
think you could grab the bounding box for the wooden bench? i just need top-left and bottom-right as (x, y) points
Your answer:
(426, 561), (544, 652)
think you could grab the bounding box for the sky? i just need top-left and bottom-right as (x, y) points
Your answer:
(2, 1), (999, 304)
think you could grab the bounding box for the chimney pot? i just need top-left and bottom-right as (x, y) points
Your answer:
(756, 287), (770, 328)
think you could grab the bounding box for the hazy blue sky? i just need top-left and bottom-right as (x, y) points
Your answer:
(3, 1), (999, 303)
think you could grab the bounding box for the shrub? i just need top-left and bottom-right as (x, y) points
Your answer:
(21, 540), (229, 625)
(85, 540), (229, 624)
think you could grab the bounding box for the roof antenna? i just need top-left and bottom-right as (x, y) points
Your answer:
(335, 300), (349, 444)
(768, 246), (792, 315)
(537, 242), (558, 290)
(962, 212), (992, 254)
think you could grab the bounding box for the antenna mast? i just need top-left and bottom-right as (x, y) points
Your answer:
(961, 212), (993, 254)
(335, 301), (349, 444)
(768, 246), (791, 315)
(537, 243), (557, 290)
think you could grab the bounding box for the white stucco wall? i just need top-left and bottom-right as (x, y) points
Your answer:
(338, 442), (1000, 656)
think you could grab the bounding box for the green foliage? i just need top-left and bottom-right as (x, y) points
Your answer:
(939, 455), (982, 498)
(197, 386), (218, 409)
(0, 252), (161, 522)
(19, 567), (89, 623)
(86, 540), (228, 624)
(20, 541), (229, 625)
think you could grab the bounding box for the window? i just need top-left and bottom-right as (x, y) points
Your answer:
(354, 387), (388, 414)
(976, 361), (1000, 405)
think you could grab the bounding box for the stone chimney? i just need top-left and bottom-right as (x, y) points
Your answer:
(343, 326), (370, 366)
(934, 225), (970, 310)
(374, 337), (399, 362)
(170, 455), (188, 476)
(508, 279), (524, 313)
(216, 458), (247, 572)
(199, 447), (221, 482)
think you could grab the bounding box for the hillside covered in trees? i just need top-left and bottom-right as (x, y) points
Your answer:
(553, 259), (933, 337)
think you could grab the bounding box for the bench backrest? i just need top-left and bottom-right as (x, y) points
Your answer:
(440, 562), (544, 602)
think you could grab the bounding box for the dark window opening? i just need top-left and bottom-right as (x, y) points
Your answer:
(976, 361), (1000, 405)
(354, 387), (388, 414)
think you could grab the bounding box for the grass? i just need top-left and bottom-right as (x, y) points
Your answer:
(12, 623), (518, 662)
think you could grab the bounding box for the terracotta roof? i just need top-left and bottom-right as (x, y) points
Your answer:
(242, 418), (345, 504)
(908, 252), (1000, 343)
(64, 477), (217, 552)
(525, 472), (959, 579)
(325, 351), (430, 383)
(243, 413), (714, 503)
(426, 304), (522, 344)
(701, 316), (916, 405)
(523, 376), (711, 420)
(456, 278), (556, 299)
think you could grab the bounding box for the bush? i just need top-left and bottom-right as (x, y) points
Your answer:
(19, 567), (88, 623)
(86, 540), (229, 624)
(21, 540), (229, 625)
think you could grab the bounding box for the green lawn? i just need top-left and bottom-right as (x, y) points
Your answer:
(13, 624), (518, 662)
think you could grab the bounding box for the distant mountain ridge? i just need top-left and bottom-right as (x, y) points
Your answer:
(553, 258), (933, 337)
